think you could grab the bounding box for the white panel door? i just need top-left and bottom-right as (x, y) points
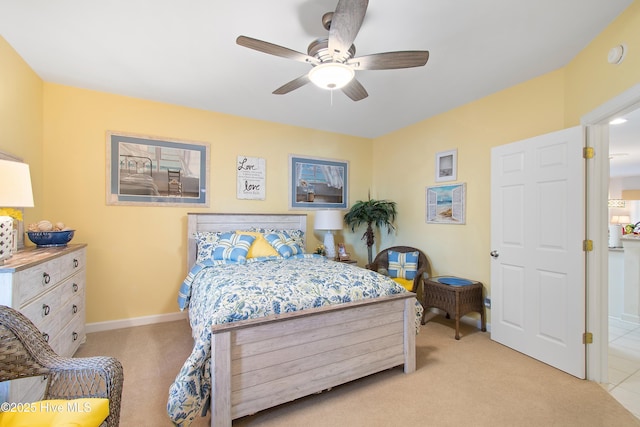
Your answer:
(490, 126), (585, 378)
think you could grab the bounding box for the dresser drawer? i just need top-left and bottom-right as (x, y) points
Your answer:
(58, 291), (84, 337)
(58, 248), (86, 282)
(15, 248), (86, 308)
(19, 284), (66, 340)
(60, 269), (85, 306)
(53, 311), (85, 357)
(15, 257), (63, 306)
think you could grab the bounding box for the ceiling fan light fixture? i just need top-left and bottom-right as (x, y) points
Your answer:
(308, 63), (354, 90)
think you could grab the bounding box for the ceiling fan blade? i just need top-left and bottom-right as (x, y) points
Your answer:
(328, 0), (368, 60)
(273, 74), (311, 95)
(237, 36), (319, 65)
(347, 51), (429, 70)
(341, 78), (368, 101)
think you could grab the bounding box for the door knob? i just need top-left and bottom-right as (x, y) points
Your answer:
(490, 250), (499, 258)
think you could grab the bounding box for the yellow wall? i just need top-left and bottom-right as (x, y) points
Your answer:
(565, 0), (640, 124)
(41, 84), (372, 322)
(373, 2), (640, 321)
(373, 70), (566, 283)
(1, 2), (639, 324)
(0, 37), (45, 224)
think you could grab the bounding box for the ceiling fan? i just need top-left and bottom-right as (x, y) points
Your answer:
(236, 0), (429, 101)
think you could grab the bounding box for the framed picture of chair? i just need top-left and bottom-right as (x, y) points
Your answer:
(106, 131), (209, 206)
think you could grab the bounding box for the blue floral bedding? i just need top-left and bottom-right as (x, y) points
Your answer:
(167, 254), (423, 425)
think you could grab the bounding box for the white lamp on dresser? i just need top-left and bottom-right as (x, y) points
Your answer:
(0, 159), (34, 263)
(314, 209), (344, 259)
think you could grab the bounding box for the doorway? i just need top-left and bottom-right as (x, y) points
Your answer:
(583, 84), (640, 417)
(605, 106), (640, 416)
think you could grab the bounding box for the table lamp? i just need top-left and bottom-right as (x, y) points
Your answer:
(314, 210), (344, 259)
(0, 159), (34, 263)
(609, 215), (630, 248)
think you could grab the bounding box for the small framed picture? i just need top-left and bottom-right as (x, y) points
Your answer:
(435, 149), (457, 182)
(338, 243), (350, 261)
(426, 183), (466, 224)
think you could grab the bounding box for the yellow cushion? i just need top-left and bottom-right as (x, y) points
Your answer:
(236, 231), (279, 258)
(393, 277), (414, 291)
(0, 398), (109, 427)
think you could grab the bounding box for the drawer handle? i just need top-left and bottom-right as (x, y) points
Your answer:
(72, 283), (78, 292)
(72, 332), (78, 342)
(42, 304), (50, 316)
(73, 258), (79, 268)
(42, 272), (50, 285)
(42, 333), (49, 342)
(72, 304), (78, 314)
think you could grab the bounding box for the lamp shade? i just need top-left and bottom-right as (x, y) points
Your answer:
(613, 215), (630, 225)
(0, 159), (34, 207)
(314, 210), (344, 230)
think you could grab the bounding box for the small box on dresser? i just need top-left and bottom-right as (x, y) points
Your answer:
(0, 244), (87, 403)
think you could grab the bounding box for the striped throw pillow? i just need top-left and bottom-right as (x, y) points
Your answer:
(212, 232), (256, 263)
(387, 250), (419, 280)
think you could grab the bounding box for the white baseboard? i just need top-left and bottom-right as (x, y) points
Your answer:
(86, 311), (188, 333)
(621, 313), (640, 325)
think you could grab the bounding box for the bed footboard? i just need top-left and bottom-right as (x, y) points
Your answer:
(210, 293), (416, 427)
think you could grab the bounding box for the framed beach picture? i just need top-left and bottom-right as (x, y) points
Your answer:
(289, 155), (348, 210)
(106, 131), (209, 206)
(426, 183), (466, 224)
(435, 149), (457, 182)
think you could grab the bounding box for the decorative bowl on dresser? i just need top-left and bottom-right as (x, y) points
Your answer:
(0, 244), (86, 403)
(26, 230), (75, 247)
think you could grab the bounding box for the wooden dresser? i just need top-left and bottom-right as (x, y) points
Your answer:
(0, 244), (87, 403)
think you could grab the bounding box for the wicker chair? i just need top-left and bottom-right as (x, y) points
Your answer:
(367, 246), (431, 292)
(0, 305), (123, 427)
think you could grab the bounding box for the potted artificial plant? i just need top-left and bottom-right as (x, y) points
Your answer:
(344, 198), (397, 266)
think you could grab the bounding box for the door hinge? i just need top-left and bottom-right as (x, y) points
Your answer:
(583, 147), (595, 159)
(583, 332), (593, 344)
(583, 240), (593, 251)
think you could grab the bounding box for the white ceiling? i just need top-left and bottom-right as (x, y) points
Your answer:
(610, 107), (640, 178)
(0, 0), (634, 139)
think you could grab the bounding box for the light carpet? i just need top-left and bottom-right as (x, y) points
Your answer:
(75, 313), (640, 427)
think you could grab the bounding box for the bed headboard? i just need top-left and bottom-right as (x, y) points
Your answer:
(187, 213), (307, 267)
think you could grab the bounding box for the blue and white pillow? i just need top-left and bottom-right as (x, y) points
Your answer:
(388, 250), (419, 280)
(212, 232), (256, 263)
(194, 231), (225, 261)
(251, 228), (305, 248)
(264, 232), (303, 258)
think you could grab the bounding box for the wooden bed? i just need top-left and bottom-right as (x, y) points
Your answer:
(186, 213), (417, 427)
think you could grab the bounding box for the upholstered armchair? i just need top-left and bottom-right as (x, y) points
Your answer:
(0, 305), (123, 427)
(367, 246), (430, 293)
